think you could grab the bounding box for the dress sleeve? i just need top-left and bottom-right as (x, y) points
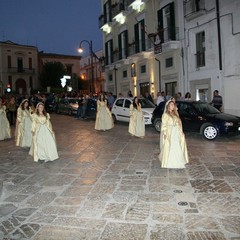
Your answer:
(129, 104), (134, 116)
(46, 113), (53, 131)
(31, 114), (37, 134)
(17, 108), (22, 123)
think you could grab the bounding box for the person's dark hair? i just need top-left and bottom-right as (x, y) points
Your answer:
(98, 94), (105, 102)
(133, 97), (138, 109)
(185, 92), (191, 98)
(21, 99), (30, 110)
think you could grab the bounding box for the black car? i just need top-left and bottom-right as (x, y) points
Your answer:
(152, 101), (240, 140)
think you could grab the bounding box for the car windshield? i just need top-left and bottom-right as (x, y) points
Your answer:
(138, 98), (156, 108)
(194, 102), (220, 114)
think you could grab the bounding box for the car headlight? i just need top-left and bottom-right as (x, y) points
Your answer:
(225, 122), (233, 126)
(142, 111), (150, 116)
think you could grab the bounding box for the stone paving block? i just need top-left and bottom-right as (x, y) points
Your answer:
(0, 216), (25, 235)
(152, 203), (181, 213)
(125, 202), (150, 221)
(52, 217), (106, 229)
(3, 194), (28, 203)
(41, 206), (79, 216)
(61, 186), (92, 197)
(185, 215), (220, 230)
(196, 194), (240, 214)
(19, 186), (42, 195)
(100, 222), (147, 240)
(99, 174), (121, 183)
(118, 185), (145, 192)
(112, 191), (138, 203)
(12, 208), (37, 217)
(34, 226), (100, 240)
(27, 192), (57, 207)
(187, 165), (212, 179)
(102, 203), (127, 219)
(0, 203), (17, 216)
(220, 216), (240, 235)
(91, 183), (116, 194)
(42, 174), (76, 186)
(78, 200), (106, 217)
(86, 194), (111, 202)
(29, 212), (57, 224)
(150, 224), (186, 240)
(186, 231), (226, 240)
(138, 193), (173, 203)
(53, 197), (84, 206)
(153, 213), (183, 223)
(120, 179), (146, 185)
(190, 180), (233, 193)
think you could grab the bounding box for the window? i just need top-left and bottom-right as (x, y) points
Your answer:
(134, 19), (146, 53)
(196, 31), (205, 67)
(140, 65), (146, 73)
(123, 70), (127, 78)
(109, 74), (113, 81)
(7, 56), (11, 68)
(165, 57), (173, 68)
(104, 0), (112, 23)
(17, 57), (23, 72)
(115, 99), (124, 107)
(118, 30), (128, 59)
(28, 58), (32, 70)
(105, 39), (113, 65)
(157, 2), (176, 43)
(29, 76), (33, 88)
(124, 99), (131, 108)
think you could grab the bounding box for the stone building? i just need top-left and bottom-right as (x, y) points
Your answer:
(0, 40), (38, 95)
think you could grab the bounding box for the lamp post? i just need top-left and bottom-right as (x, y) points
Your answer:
(78, 40), (94, 94)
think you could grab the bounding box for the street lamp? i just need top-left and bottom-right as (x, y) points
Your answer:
(78, 40), (94, 94)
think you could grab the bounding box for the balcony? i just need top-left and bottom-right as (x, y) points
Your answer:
(112, 2), (126, 19)
(7, 67), (35, 74)
(184, 0), (206, 21)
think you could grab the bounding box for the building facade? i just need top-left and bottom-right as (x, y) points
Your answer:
(0, 40), (38, 95)
(99, 0), (240, 115)
(79, 50), (105, 94)
(39, 52), (81, 91)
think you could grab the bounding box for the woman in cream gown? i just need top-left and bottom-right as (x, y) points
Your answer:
(159, 100), (189, 168)
(15, 99), (33, 147)
(128, 97), (145, 138)
(29, 102), (58, 162)
(0, 98), (11, 140)
(95, 94), (114, 131)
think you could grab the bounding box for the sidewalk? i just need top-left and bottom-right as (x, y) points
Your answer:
(0, 114), (240, 240)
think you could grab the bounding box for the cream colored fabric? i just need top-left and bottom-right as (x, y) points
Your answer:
(29, 113), (58, 162)
(159, 113), (189, 168)
(128, 103), (145, 137)
(0, 106), (11, 140)
(95, 100), (114, 131)
(15, 107), (32, 147)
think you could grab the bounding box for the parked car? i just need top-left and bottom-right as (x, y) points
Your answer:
(55, 98), (79, 115)
(84, 97), (97, 119)
(152, 100), (240, 140)
(111, 97), (156, 125)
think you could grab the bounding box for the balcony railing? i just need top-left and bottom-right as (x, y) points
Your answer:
(7, 67), (35, 74)
(112, 2), (126, 19)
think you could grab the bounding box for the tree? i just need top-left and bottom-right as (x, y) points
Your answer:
(39, 61), (67, 88)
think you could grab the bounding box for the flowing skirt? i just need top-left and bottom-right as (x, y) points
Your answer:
(0, 114), (11, 140)
(161, 126), (187, 168)
(95, 107), (113, 130)
(128, 112), (145, 137)
(17, 116), (32, 147)
(30, 125), (58, 162)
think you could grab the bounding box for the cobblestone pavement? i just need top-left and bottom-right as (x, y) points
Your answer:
(0, 114), (240, 240)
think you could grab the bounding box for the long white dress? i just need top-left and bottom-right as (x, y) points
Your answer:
(29, 113), (58, 162)
(15, 107), (32, 147)
(95, 100), (114, 131)
(159, 113), (189, 168)
(128, 103), (145, 137)
(0, 106), (11, 140)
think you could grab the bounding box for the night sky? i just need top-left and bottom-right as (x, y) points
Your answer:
(0, 0), (102, 56)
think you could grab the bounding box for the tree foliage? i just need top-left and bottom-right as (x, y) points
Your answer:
(39, 61), (67, 88)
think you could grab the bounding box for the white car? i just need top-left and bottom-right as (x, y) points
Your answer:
(111, 97), (156, 125)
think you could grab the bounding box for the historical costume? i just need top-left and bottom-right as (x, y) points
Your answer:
(29, 103), (58, 162)
(0, 100), (11, 140)
(128, 97), (145, 138)
(15, 99), (33, 147)
(95, 95), (114, 131)
(159, 100), (189, 168)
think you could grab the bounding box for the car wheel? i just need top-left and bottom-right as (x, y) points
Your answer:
(200, 123), (218, 140)
(68, 109), (72, 115)
(112, 114), (117, 123)
(154, 118), (161, 132)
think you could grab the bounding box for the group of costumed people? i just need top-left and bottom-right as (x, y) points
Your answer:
(1, 95), (189, 169)
(0, 98), (58, 162)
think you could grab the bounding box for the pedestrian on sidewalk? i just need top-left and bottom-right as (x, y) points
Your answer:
(0, 98), (11, 141)
(95, 94), (114, 131)
(128, 96), (145, 138)
(15, 99), (33, 148)
(159, 99), (189, 168)
(29, 102), (58, 162)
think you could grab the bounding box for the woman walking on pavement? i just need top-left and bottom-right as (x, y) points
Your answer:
(128, 96), (145, 138)
(95, 93), (114, 131)
(15, 99), (33, 148)
(0, 98), (11, 141)
(29, 102), (58, 162)
(159, 100), (189, 168)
